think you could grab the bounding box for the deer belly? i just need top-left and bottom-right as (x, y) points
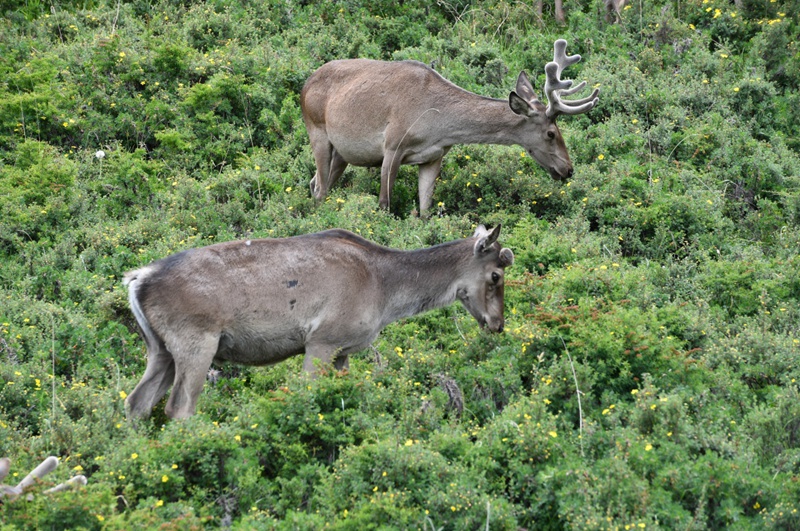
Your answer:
(328, 132), (386, 167)
(214, 324), (307, 366)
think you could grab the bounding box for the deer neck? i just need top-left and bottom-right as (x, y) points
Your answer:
(437, 96), (527, 147)
(377, 240), (472, 325)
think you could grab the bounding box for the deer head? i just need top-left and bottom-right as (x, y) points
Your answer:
(508, 39), (599, 181)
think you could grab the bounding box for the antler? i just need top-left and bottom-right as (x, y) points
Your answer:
(544, 39), (600, 118)
(0, 456), (87, 502)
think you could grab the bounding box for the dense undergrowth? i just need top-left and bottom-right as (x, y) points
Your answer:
(1, 0), (799, 528)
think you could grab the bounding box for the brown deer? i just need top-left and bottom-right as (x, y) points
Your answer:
(123, 226), (514, 419)
(300, 39), (599, 215)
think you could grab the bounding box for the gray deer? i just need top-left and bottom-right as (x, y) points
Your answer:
(300, 39), (599, 215)
(124, 226), (514, 419)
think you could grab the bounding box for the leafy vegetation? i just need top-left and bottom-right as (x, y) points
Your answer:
(1, 0), (799, 528)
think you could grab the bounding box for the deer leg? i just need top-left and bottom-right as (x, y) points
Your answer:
(555, 0), (565, 24)
(417, 157), (444, 216)
(309, 144), (349, 200)
(302, 343), (345, 377)
(333, 354), (350, 372)
(326, 149), (349, 193)
(126, 344), (176, 418)
(379, 150), (404, 210)
(164, 333), (220, 419)
(308, 130), (335, 200)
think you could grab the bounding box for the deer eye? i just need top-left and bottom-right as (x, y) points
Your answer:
(491, 272), (500, 283)
(547, 130), (556, 140)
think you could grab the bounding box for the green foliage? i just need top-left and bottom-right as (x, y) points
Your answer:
(1, 0), (799, 528)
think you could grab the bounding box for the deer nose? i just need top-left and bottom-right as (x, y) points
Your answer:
(566, 168), (574, 179)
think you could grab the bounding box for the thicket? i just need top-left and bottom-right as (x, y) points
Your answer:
(1, 0), (799, 528)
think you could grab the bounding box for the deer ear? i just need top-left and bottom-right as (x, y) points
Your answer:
(509, 92), (534, 116)
(499, 248), (515, 268)
(515, 71), (538, 102)
(474, 224), (501, 255)
(472, 224), (489, 239)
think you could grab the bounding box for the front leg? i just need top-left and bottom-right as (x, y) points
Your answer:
(303, 344), (346, 376)
(379, 150), (404, 210)
(417, 157), (444, 216)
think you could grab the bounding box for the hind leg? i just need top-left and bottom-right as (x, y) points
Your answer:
(126, 342), (176, 419)
(164, 333), (220, 419)
(308, 132), (348, 200)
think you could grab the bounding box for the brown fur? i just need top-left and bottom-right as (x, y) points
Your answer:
(300, 57), (579, 215)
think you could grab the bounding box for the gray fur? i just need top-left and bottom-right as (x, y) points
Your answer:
(123, 226), (514, 419)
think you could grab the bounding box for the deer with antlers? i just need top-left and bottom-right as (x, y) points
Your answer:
(300, 39), (599, 215)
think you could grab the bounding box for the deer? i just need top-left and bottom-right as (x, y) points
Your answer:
(123, 225), (514, 419)
(300, 39), (599, 215)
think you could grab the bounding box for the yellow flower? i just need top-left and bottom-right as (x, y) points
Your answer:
(131, 453), (138, 460)
(234, 434), (241, 442)
(597, 154), (605, 160)
(548, 431), (558, 438)
(645, 443), (653, 451)
(156, 499), (164, 507)
(119, 390), (127, 400)
(404, 439), (414, 446)
(162, 475), (169, 483)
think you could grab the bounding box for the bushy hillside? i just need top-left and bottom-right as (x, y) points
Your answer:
(1, 0), (799, 528)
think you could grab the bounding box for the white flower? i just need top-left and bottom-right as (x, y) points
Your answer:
(95, 150), (105, 160)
